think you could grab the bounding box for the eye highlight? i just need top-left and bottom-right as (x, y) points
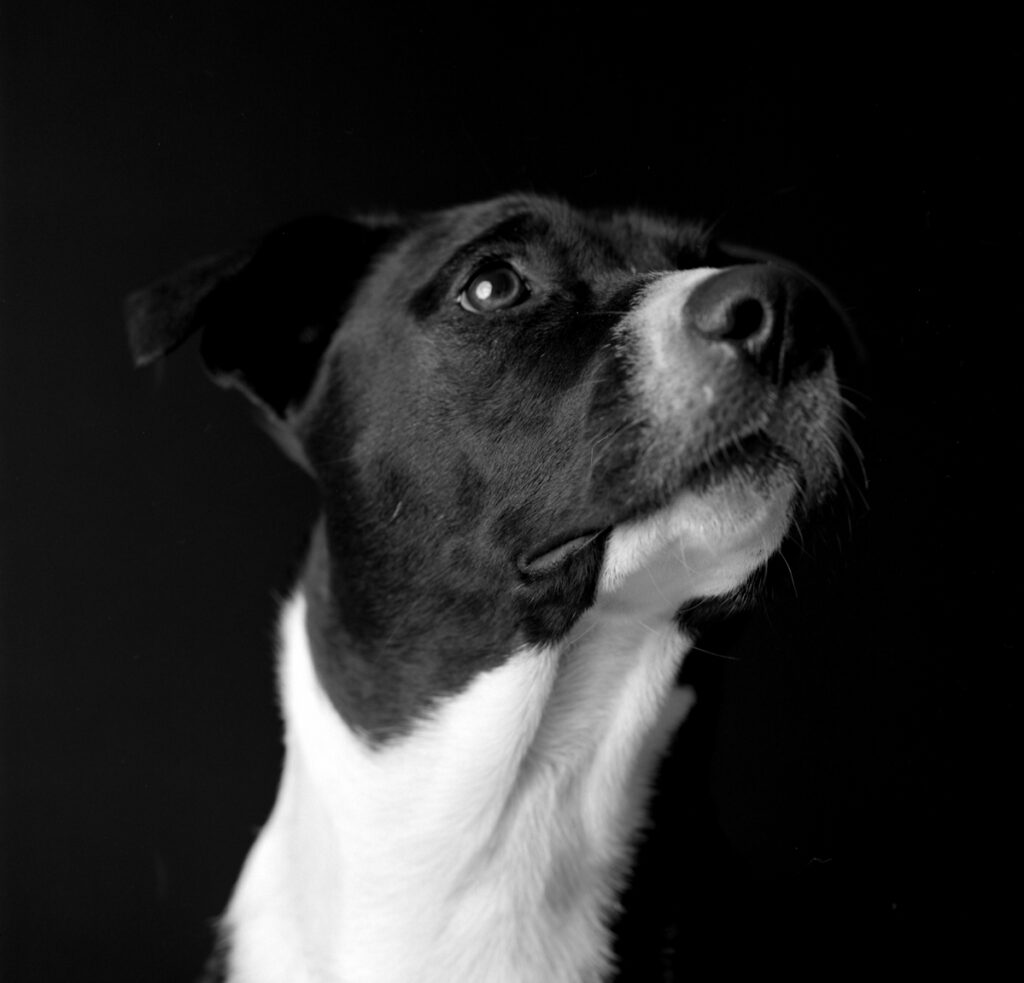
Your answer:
(458, 264), (529, 313)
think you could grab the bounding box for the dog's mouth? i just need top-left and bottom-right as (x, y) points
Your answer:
(517, 430), (791, 580)
(681, 429), (791, 490)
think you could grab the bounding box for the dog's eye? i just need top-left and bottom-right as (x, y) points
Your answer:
(458, 265), (529, 313)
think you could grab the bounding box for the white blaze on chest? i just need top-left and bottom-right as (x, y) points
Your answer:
(224, 593), (693, 983)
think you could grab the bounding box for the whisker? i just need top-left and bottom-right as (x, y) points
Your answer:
(686, 643), (743, 661)
(838, 382), (873, 408)
(776, 542), (798, 597)
(573, 309), (634, 317)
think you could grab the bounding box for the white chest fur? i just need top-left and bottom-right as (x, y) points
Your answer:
(224, 595), (693, 983)
(222, 481), (792, 983)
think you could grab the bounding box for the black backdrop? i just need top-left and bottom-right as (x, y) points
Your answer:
(1, 5), (1010, 981)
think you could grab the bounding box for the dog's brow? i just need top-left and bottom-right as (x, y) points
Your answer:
(445, 213), (552, 269)
(409, 213), (552, 319)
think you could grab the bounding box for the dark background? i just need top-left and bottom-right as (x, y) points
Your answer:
(1, 5), (1010, 981)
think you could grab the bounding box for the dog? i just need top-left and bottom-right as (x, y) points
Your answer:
(127, 193), (846, 983)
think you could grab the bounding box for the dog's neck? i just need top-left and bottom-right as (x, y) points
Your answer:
(223, 596), (692, 983)
(222, 492), (790, 983)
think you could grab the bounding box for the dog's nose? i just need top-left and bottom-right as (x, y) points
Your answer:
(685, 264), (832, 381)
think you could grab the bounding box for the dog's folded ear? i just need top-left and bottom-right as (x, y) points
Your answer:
(125, 216), (395, 417)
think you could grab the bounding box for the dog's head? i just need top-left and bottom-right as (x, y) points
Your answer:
(128, 194), (849, 737)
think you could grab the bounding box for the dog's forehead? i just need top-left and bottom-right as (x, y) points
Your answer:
(398, 195), (707, 272)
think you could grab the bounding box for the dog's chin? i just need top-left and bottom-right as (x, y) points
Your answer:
(680, 461), (798, 545)
(593, 459), (799, 618)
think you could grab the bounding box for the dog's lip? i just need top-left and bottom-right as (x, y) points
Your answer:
(682, 429), (784, 485)
(517, 528), (607, 579)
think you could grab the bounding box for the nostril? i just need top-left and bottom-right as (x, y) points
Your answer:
(685, 266), (803, 376)
(721, 297), (768, 342)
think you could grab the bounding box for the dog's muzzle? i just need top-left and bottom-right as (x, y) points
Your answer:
(591, 261), (844, 525)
